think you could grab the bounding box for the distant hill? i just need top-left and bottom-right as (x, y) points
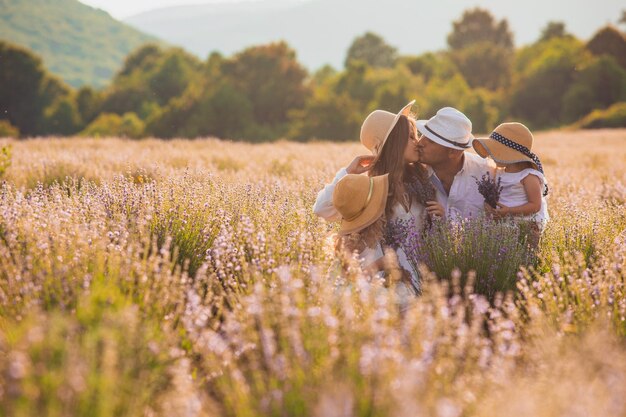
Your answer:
(126, 0), (624, 70)
(0, 0), (160, 88)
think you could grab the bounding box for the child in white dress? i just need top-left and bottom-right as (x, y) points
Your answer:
(472, 122), (549, 246)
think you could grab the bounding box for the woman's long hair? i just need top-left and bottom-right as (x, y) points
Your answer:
(370, 115), (432, 217)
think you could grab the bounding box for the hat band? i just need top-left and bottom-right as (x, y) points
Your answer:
(424, 124), (471, 149)
(489, 131), (549, 196)
(344, 177), (374, 222)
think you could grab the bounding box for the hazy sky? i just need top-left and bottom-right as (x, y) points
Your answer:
(80, 0), (291, 19)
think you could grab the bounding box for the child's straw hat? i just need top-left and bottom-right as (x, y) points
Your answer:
(333, 173), (389, 235)
(473, 122), (539, 170)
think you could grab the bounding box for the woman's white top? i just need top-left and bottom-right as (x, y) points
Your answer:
(314, 168), (426, 290)
(498, 168), (549, 229)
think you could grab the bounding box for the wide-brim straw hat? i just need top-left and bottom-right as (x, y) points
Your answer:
(333, 173), (389, 235)
(360, 100), (415, 162)
(415, 107), (473, 150)
(472, 122), (538, 169)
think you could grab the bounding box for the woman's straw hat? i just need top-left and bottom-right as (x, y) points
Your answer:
(472, 122), (538, 169)
(360, 100), (415, 160)
(333, 173), (389, 235)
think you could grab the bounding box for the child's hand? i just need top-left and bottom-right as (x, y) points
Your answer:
(484, 202), (510, 219)
(484, 202), (497, 218)
(426, 201), (445, 219)
(493, 203), (511, 219)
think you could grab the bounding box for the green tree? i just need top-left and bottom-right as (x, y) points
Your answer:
(450, 42), (513, 90)
(562, 56), (626, 123)
(186, 83), (256, 140)
(586, 26), (626, 69)
(42, 96), (82, 135)
(0, 41), (70, 136)
(0, 121), (19, 138)
(460, 89), (501, 134)
(334, 61), (377, 112)
(146, 76), (257, 141)
(81, 112), (144, 138)
(148, 49), (201, 106)
(102, 47), (201, 119)
(510, 37), (591, 128)
(447, 8), (514, 51)
(400, 53), (459, 84)
(417, 74), (472, 119)
(288, 88), (362, 141)
(538, 22), (572, 42)
(447, 9), (514, 91)
(345, 32), (398, 68)
(76, 86), (103, 126)
(100, 84), (151, 117)
(368, 65), (420, 113)
(221, 42), (309, 132)
(310, 65), (337, 88)
(117, 44), (163, 77)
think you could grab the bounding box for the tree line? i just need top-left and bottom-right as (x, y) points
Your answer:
(1, 8), (626, 140)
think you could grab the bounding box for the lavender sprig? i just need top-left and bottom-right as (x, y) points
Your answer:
(474, 172), (502, 209)
(407, 178), (436, 205)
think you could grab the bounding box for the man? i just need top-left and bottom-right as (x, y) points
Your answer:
(415, 107), (495, 220)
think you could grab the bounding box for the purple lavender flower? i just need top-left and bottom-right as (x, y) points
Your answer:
(407, 179), (436, 205)
(474, 172), (502, 209)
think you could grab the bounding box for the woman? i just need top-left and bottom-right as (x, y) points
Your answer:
(314, 101), (436, 293)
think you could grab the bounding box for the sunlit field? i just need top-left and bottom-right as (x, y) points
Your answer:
(1, 129), (625, 417)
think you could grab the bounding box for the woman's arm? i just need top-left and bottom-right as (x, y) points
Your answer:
(312, 168), (347, 221)
(312, 155), (375, 221)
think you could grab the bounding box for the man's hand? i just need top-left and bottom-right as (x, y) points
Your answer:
(426, 201), (445, 219)
(346, 155), (376, 174)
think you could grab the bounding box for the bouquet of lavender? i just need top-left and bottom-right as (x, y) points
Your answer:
(407, 178), (436, 205)
(474, 172), (502, 209)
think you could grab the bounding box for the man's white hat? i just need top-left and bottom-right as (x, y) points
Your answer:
(415, 107), (473, 151)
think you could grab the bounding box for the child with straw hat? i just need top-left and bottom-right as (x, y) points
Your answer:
(332, 172), (419, 300)
(333, 173), (389, 261)
(472, 122), (550, 245)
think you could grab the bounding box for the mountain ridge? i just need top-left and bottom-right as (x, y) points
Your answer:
(0, 0), (160, 87)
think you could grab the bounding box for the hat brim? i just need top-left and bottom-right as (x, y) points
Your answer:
(371, 100), (415, 163)
(338, 174), (389, 235)
(415, 120), (472, 151)
(472, 138), (538, 169)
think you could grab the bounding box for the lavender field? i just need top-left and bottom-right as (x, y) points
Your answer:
(0, 129), (625, 417)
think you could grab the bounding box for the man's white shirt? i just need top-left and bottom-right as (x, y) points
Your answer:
(427, 152), (496, 220)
